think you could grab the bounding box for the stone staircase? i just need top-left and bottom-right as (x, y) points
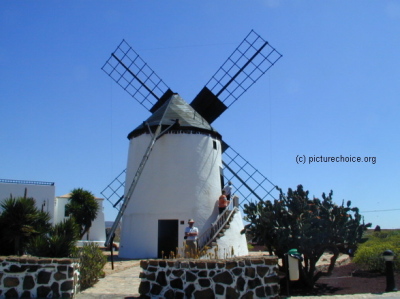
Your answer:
(211, 222), (231, 247)
(197, 207), (238, 253)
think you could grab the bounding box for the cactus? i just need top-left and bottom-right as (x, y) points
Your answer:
(242, 184), (371, 288)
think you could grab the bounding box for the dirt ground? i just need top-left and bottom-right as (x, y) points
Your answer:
(285, 261), (400, 296)
(102, 251), (141, 276)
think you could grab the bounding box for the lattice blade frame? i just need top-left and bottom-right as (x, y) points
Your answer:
(222, 145), (278, 208)
(206, 30), (282, 108)
(102, 39), (171, 111)
(101, 169), (126, 210)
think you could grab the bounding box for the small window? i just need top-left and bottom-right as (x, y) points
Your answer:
(213, 140), (217, 150)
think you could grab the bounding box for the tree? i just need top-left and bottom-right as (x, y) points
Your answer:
(242, 184), (371, 288)
(65, 188), (99, 239)
(0, 196), (51, 255)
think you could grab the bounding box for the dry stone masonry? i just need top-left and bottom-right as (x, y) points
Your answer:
(0, 256), (79, 298)
(139, 256), (280, 299)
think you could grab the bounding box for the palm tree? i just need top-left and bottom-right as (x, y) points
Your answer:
(0, 196), (51, 255)
(65, 188), (99, 239)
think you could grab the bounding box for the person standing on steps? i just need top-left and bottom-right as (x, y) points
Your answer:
(218, 190), (230, 215)
(184, 219), (198, 257)
(223, 181), (233, 201)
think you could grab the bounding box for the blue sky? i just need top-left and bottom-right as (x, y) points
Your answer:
(1, 1), (399, 228)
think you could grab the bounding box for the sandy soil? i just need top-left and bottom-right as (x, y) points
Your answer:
(102, 251), (141, 276)
(287, 261), (400, 296)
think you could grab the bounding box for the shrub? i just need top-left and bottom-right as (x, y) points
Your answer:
(353, 231), (400, 273)
(27, 218), (80, 258)
(0, 197), (51, 255)
(72, 243), (107, 290)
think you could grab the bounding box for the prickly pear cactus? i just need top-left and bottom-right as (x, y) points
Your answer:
(242, 184), (371, 288)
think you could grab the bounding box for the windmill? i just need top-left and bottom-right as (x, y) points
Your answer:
(101, 30), (282, 259)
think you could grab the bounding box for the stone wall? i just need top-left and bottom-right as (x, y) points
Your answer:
(0, 256), (79, 298)
(139, 256), (280, 299)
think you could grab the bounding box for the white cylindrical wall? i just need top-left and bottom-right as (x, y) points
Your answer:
(119, 132), (223, 258)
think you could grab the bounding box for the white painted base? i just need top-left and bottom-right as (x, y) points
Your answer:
(205, 210), (249, 259)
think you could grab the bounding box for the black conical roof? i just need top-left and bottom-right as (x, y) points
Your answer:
(127, 94), (221, 139)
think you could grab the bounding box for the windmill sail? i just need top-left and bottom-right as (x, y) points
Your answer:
(190, 30), (282, 124)
(102, 39), (173, 112)
(101, 169), (126, 211)
(222, 145), (278, 206)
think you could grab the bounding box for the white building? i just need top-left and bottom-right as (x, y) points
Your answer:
(0, 179), (56, 223)
(55, 193), (106, 242)
(0, 179), (106, 243)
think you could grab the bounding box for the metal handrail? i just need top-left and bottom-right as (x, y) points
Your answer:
(0, 179), (55, 186)
(198, 204), (238, 252)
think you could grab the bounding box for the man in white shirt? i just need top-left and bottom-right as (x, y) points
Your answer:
(184, 219), (199, 258)
(223, 181), (233, 201)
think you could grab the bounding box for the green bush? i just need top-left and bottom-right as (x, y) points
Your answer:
(72, 243), (107, 290)
(353, 231), (400, 273)
(0, 197), (51, 255)
(27, 218), (80, 258)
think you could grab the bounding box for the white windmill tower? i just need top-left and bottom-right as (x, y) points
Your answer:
(101, 30), (282, 259)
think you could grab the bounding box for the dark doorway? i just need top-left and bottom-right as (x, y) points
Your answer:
(158, 220), (178, 258)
